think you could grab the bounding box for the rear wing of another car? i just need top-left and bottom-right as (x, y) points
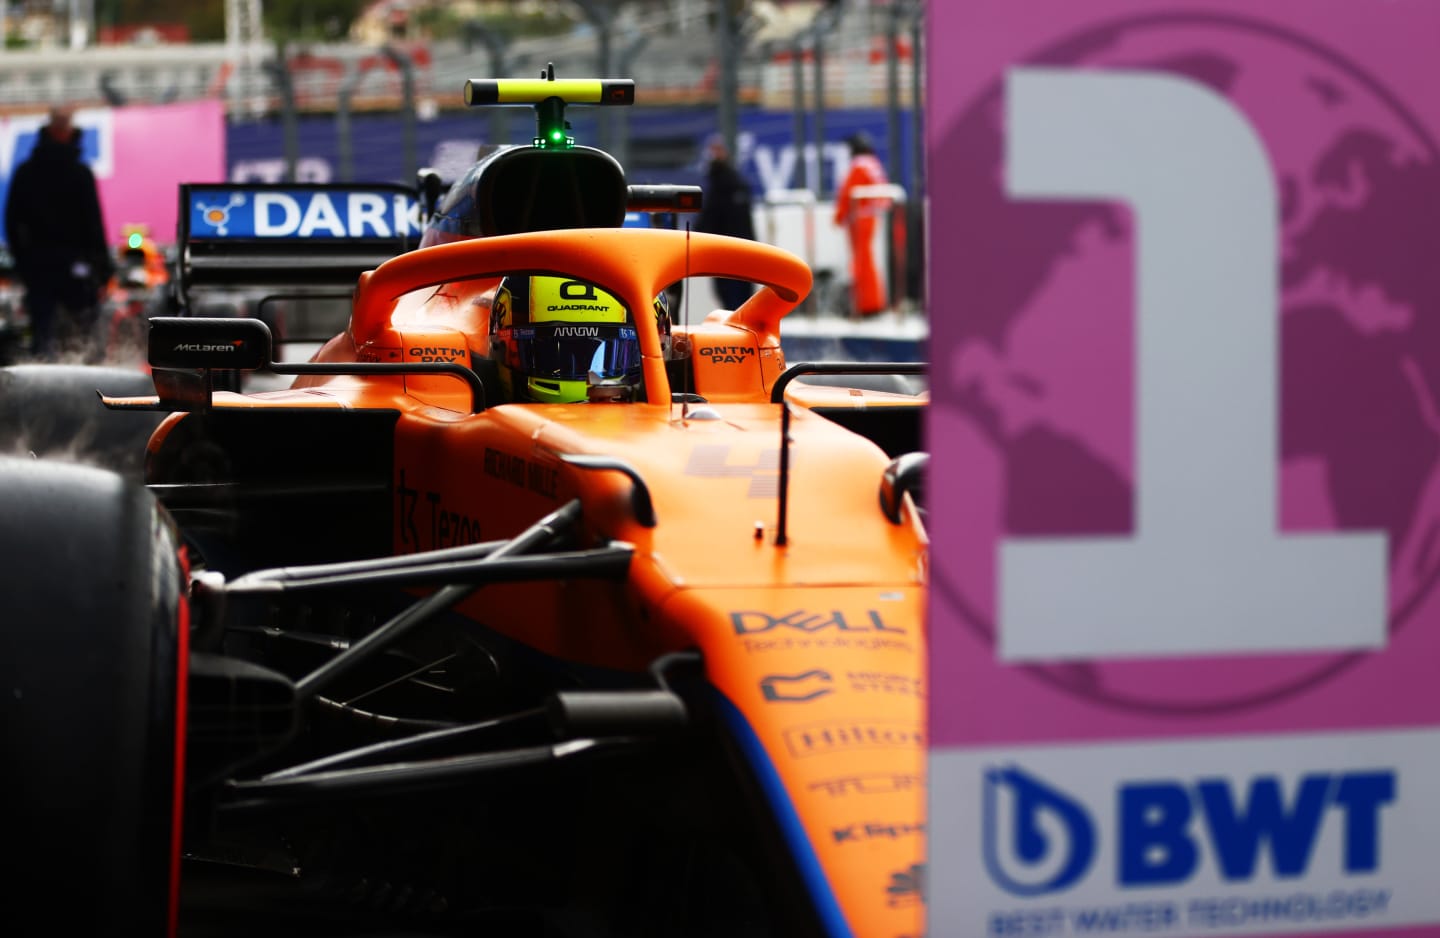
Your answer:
(177, 182), (421, 305)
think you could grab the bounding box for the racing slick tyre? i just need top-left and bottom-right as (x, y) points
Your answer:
(0, 364), (164, 484)
(0, 364), (163, 482)
(0, 457), (188, 936)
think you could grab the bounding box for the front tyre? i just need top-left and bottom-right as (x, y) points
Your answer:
(0, 458), (189, 935)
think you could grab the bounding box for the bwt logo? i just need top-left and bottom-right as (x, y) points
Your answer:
(984, 767), (1096, 896)
(983, 766), (1396, 897)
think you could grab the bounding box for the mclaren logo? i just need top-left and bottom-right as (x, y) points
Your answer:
(172, 342), (240, 353)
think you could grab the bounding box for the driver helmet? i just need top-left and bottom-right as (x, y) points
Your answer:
(490, 275), (670, 403)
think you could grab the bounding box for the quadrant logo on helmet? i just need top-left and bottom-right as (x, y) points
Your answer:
(530, 277), (627, 321)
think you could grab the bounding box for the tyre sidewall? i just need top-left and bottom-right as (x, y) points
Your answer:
(0, 457), (185, 933)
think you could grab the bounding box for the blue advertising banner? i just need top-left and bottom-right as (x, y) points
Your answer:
(183, 184), (420, 240)
(224, 107), (919, 198)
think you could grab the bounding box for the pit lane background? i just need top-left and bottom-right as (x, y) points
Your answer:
(0, 101), (917, 269)
(0, 101), (924, 361)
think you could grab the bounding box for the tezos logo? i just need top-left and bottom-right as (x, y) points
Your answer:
(983, 766), (1397, 897)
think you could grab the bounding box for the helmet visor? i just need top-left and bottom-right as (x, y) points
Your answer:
(508, 324), (641, 381)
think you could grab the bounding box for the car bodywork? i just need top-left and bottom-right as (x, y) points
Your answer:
(21, 72), (930, 937)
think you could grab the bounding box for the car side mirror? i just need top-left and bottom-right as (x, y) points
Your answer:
(879, 451), (927, 524)
(149, 316), (273, 372)
(417, 167), (445, 222)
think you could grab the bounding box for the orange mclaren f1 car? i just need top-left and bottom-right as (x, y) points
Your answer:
(0, 73), (928, 938)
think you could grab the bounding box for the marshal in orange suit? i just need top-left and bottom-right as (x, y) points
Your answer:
(832, 131), (891, 317)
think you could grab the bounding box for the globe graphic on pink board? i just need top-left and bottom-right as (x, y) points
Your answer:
(931, 12), (1440, 713)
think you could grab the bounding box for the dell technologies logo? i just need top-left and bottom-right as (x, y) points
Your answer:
(983, 765), (1395, 897)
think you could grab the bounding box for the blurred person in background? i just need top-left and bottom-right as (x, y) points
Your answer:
(695, 134), (757, 311)
(4, 106), (113, 361)
(833, 131), (892, 317)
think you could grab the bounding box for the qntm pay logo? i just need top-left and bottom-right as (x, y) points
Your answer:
(984, 766), (1393, 896)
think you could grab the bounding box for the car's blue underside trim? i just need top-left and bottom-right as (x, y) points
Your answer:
(711, 688), (854, 938)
